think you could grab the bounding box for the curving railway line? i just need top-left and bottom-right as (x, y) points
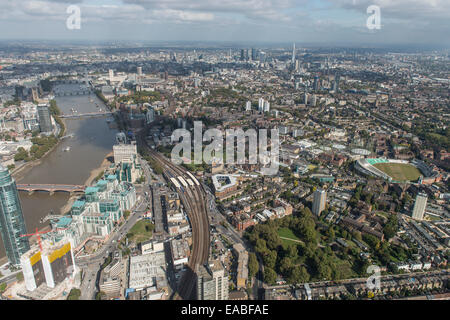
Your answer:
(140, 139), (210, 299)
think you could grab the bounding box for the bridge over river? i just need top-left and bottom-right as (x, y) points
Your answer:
(59, 111), (113, 119)
(17, 184), (86, 194)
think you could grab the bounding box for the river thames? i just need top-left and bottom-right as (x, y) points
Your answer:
(0, 87), (118, 260)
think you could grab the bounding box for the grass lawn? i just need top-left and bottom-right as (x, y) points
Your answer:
(278, 227), (304, 246)
(127, 220), (155, 244)
(374, 211), (389, 218)
(425, 214), (442, 221)
(373, 163), (422, 181)
(67, 288), (81, 300)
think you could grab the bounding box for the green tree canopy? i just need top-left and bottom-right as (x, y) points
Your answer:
(264, 268), (277, 286)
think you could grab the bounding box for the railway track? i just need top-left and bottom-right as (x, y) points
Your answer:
(143, 145), (210, 299)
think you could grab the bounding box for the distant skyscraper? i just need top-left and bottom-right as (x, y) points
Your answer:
(37, 104), (53, 133)
(245, 101), (252, 111)
(196, 260), (229, 300)
(146, 105), (155, 124)
(313, 76), (319, 91)
(109, 69), (114, 82)
(258, 98), (265, 112)
(310, 94), (317, 107)
(312, 189), (327, 216)
(303, 92), (308, 105)
(412, 193), (428, 220)
(259, 51), (266, 63)
(292, 43), (296, 65)
(0, 165), (30, 265)
(240, 49), (245, 61)
(263, 100), (270, 112)
(137, 67), (142, 76)
(251, 48), (258, 61)
(334, 75), (340, 93)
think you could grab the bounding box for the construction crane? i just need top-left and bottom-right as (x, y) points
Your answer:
(20, 228), (51, 251)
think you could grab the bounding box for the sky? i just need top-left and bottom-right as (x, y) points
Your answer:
(0, 0), (449, 47)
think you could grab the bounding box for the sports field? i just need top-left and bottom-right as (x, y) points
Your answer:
(373, 162), (422, 181)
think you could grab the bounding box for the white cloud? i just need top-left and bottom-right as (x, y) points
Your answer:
(0, 0), (447, 44)
(329, 0), (450, 20)
(122, 0), (296, 21)
(152, 9), (214, 22)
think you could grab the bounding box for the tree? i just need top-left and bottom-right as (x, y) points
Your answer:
(383, 214), (399, 240)
(363, 234), (380, 250)
(353, 256), (370, 276)
(248, 253), (259, 278)
(288, 266), (310, 284)
(316, 262), (332, 280)
(14, 147), (29, 161)
(123, 210), (131, 219)
(297, 214), (318, 245)
(264, 268), (277, 285)
(255, 239), (268, 255)
(353, 231), (363, 242)
(67, 288), (81, 300)
(279, 257), (293, 274)
(327, 227), (336, 240)
(263, 250), (277, 269)
(0, 282), (7, 293)
(286, 244), (298, 259)
(96, 291), (107, 300)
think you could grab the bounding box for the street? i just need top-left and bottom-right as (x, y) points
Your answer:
(76, 157), (153, 300)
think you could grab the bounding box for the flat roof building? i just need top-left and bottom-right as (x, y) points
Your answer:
(128, 251), (166, 291)
(113, 143), (137, 164)
(312, 189), (327, 216)
(412, 193), (428, 220)
(196, 260), (229, 300)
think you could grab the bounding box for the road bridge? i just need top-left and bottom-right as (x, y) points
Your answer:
(17, 184), (86, 194)
(59, 111), (113, 119)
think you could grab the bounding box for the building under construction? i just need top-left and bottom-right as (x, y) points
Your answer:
(20, 238), (77, 292)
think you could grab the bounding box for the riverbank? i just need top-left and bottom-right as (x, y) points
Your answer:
(12, 121), (66, 183)
(85, 151), (114, 187)
(11, 106), (67, 182)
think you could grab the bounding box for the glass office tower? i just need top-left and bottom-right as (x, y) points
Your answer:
(0, 165), (29, 265)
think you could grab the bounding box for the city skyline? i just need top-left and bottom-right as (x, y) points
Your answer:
(0, 2), (448, 302)
(0, 0), (448, 47)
